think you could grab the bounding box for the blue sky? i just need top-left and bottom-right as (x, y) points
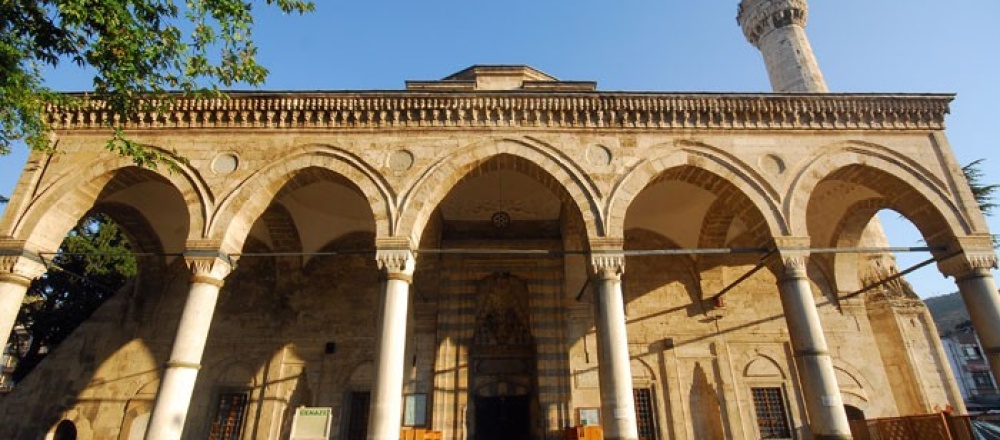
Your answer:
(2, 1), (998, 298)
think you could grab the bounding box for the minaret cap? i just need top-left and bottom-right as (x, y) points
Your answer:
(737, 0), (810, 48)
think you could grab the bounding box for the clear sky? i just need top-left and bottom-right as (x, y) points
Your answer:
(1, 1), (998, 298)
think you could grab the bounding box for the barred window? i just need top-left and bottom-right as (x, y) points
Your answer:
(751, 387), (792, 439)
(208, 391), (250, 440)
(633, 387), (657, 440)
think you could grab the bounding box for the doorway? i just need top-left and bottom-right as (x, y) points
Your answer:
(474, 395), (530, 440)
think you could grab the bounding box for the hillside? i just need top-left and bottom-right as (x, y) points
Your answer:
(924, 292), (969, 337)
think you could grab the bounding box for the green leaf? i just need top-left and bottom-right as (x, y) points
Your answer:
(1, 0), (315, 166)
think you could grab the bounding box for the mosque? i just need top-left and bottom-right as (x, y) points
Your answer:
(1, 1), (998, 439)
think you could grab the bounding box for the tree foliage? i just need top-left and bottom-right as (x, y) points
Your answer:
(11, 213), (136, 382)
(963, 159), (998, 217)
(962, 158), (998, 248)
(1, 0), (313, 167)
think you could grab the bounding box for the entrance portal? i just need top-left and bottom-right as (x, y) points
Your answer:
(469, 273), (538, 439)
(475, 395), (530, 440)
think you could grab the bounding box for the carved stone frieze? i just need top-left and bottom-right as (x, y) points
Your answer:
(42, 92), (951, 132)
(738, 0), (810, 47)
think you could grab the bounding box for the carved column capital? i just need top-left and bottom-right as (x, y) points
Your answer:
(939, 251), (998, 281)
(588, 237), (625, 280)
(0, 240), (47, 286)
(768, 236), (811, 281)
(737, 0), (810, 47)
(590, 253), (625, 280)
(184, 245), (234, 287)
(376, 238), (415, 281)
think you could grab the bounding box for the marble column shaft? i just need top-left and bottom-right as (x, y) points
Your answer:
(955, 268), (1000, 384)
(0, 249), (46, 363)
(591, 254), (639, 440)
(777, 255), (852, 440)
(145, 254), (231, 440)
(368, 249), (415, 440)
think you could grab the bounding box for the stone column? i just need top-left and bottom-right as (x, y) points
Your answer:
(0, 244), (46, 357)
(591, 251), (639, 440)
(145, 250), (233, 440)
(939, 244), (1000, 385)
(367, 245), (415, 440)
(773, 244), (851, 440)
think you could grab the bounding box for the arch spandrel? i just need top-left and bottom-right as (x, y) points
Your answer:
(788, 148), (973, 247)
(209, 144), (394, 255)
(395, 138), (603, 246)
(5, 151), (205, 254)
(607, 144), (786, 242)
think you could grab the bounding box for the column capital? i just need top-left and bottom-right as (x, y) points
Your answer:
(184, 244), (234, 286)
(590, 253), (625, 280)
(0, 240), (47, 285)
(938, 249), (997, 281)
(737, 0), (810, 47)
(589, 237), (625, 279)
(376, 237), (415, 279)
(768, 236), (811, 280)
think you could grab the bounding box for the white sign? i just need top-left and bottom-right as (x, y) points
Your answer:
(290, 406), (333, 440)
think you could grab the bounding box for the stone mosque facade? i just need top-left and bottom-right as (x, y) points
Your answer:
(2, 1), (999, 439)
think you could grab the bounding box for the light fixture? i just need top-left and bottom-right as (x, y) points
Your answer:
(492, 170), (510, 229)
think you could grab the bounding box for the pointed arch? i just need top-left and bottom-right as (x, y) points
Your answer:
(396, 138), (602, 246)
(787, 144), (976, 244)
(607, 142), (785, 241)
(210, 144), (394, 255)
(7, 150), (205, 254)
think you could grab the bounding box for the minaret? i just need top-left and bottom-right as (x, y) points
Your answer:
(738, 0), (961, 424)
(737, 0), (828, 93)
(738, 0), (908, 300)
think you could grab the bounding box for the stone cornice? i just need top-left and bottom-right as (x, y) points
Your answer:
(43, 92), (952, 132)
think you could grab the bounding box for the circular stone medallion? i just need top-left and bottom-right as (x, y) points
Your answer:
(388, 150), (415, 172)
(586, 144), (613, 166)
(758, 154), (786, 175)
(211, 153), (239, 175)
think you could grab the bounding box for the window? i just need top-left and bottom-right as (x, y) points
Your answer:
(965, 346), (982, 359)
(403, 394), (427, 427)
(751, 387), (792, 439)
(973, 373), (994, 388)
(208, 391), (250, 440)
(633, 388), (657, 440)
